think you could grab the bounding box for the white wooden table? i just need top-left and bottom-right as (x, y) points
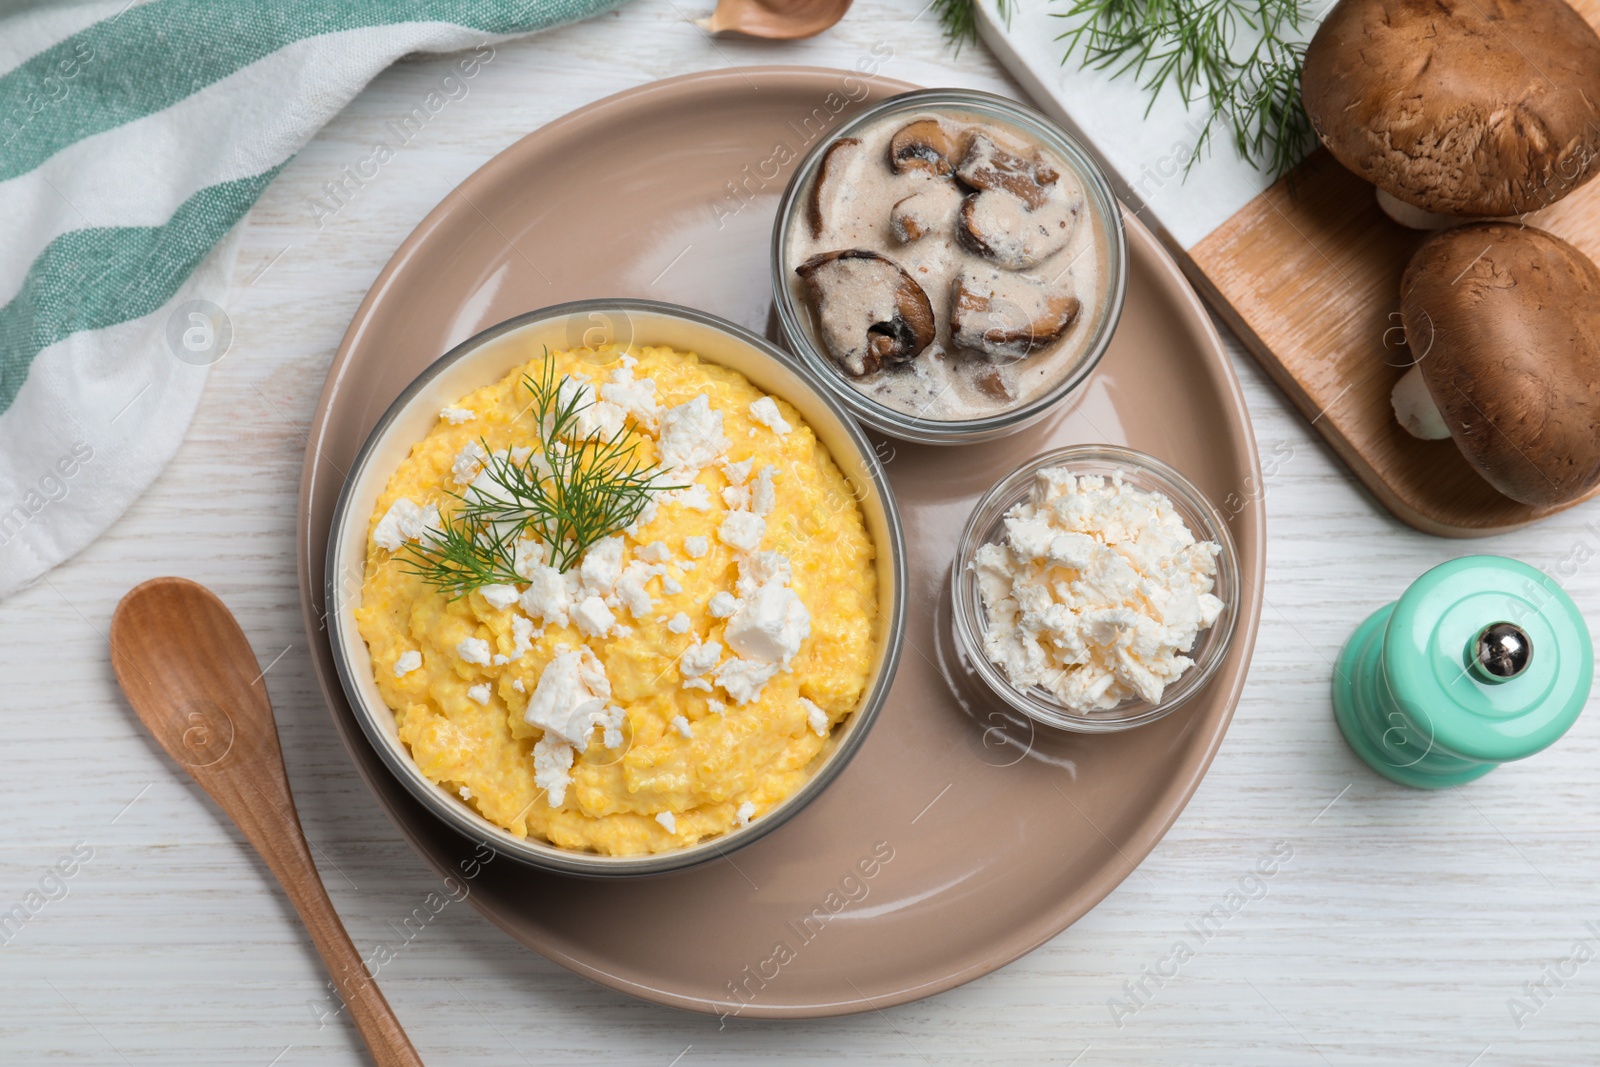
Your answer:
(5, 3), (1599, 1063)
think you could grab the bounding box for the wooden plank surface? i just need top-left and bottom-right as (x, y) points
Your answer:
(4, 2), (1600, 1064)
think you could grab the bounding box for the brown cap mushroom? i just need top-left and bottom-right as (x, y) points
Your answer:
(954, 133), (1059, 210)
(796, 249), (937, 377)
(956, 189), (1079, 269)
(951, 267), (1080, 361)
(1394, 222), (1600, 506)
(889, 119), (961, 175)
(807, 137), (863, 238)
(1303, 0), (1600, 221)
(890, 183), (963, 243)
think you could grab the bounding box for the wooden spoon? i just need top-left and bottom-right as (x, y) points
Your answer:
(110, 577), (424, 1067)
(695, 0), (852, 39)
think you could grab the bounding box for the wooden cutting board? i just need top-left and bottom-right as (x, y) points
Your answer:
(977, 0), (1600, 536)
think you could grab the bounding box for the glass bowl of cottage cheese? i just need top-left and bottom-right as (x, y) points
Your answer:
(951, 445), (1238, 732)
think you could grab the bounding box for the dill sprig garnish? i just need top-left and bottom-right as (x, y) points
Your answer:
(397, 352), (679, 597)
(936, 0), (1316, 180)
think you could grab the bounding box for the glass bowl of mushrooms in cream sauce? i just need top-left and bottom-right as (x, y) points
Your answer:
(771, 89), (1128, 445)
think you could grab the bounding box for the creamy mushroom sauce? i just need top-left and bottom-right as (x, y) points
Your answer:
(786, 111), (1110, 421)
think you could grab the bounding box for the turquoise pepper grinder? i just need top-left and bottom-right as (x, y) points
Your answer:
(1332, 555), (1593, 789)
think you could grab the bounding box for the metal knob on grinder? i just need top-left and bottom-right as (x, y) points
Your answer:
(1331, 555), (1592, 789)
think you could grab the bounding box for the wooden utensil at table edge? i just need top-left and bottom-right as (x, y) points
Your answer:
(695, 0), (850, 39)
(110, 577), (424, 1067)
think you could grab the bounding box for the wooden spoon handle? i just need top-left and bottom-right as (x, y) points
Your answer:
(233, 790), (425, 1067)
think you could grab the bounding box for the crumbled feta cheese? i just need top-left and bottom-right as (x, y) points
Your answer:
(440, 406), (475, 424)
(749, 396), (792, 435)
(613, 560), (659, 618)
(736, 551), (792, 597)
(709, 592), (738, 618)
(514, 538), (548, 580)
(533, 736), (574, 806)
(659, 395), (728, 473)
(667, 612), (690, 634)
(721, 457), (754, 486)
(624, 498), (659, 538)
(670, 714), (693, 738)
(684, 536), (709, 559)
(656, 811), (677, 833)
(722, 484), (752, 511)
(459, 785), (473, 800)
(751, 465), (777, 516)
(973, 469), (1225, 711)
(579, 535), (625, 596)
(715, 657), (779, 705)
(571, 595), (616, 638)
(554, 377), (628, 441)
(372, 498), (441, 551)
(600, 367), (660, 431)
(456, 637), (492, 665)
(725, 582), (810, 666)
(510, 614), (536, 659)
(708, 698), (727, 716)
(719, 510), (765, 553)
(801, 697), (829, 737)
(667, 483), (713, 512)
(680, 640), (723, 680)
(393, 650), (421, 676)
(735, 801), (756, 826)
(598, 704), (626, 749)
(510, 445), (534, 465)
(492, 654), (510, 666)
(511, 677), (526, 693)
(518, 563), (571, 627)
(638, 541), (671, 563)
(467, 683), (491, 705)
(451, 442), (487, 485)
(683, 678), (712, 691)
(661, 575), (683, 596)
(524, 648), (612, 750)
(479, 584), (518, 611)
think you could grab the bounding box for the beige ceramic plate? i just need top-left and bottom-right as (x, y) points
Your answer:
(296, 67), (1265, 1018)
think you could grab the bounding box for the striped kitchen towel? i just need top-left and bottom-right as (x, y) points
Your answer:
(0, 0), (623, 600)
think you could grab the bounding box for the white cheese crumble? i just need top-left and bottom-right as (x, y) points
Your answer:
(372, 498), (441, 551)
(749, 396), (792, 435)
(714, 657), (779, 705)
(510, 614), (537, 658)
(722, 484), (752, 511)
(722, 457), (754, 485)
(524, 647), (612, 751)
(479, 584), (518, 611)
(613, 560), (660, 617)
(719, 510), (765, 553)
(667, 612), (690, 634)
(801, 697), (829, 737)
(670, 714), (694, 738)
(667, 483), (714, 512)
(709, 592), (738, 618)
(638, 541), (671, 563)
(661, 575), (683, 596)
(725, 581), (810, 666)
(656, 811), (677, 833)
(393, 650), (421, 677)
(973, 468), (1224, 711)
(579, 535), (625, 596)
(684, 536), (709, 559)
(533, 736), (574, 806)
(511, 677), (525, 693)
(571, 595), (616, 638)
(680, 640), (723, 682)
(600, 365), (660, 431)
(751, 465), (777, 516)
(735, 801), (756, 826)
(467, 683), (491, 705)
(456, 637), (492, 665)
(451, 442), (487, 485)
(659, 395), (728, 474)
(440, 406), (475, 424)
(518, 563), (572, 627)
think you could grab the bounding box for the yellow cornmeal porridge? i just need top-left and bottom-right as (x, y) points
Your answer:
(355, 344), (878, 855)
